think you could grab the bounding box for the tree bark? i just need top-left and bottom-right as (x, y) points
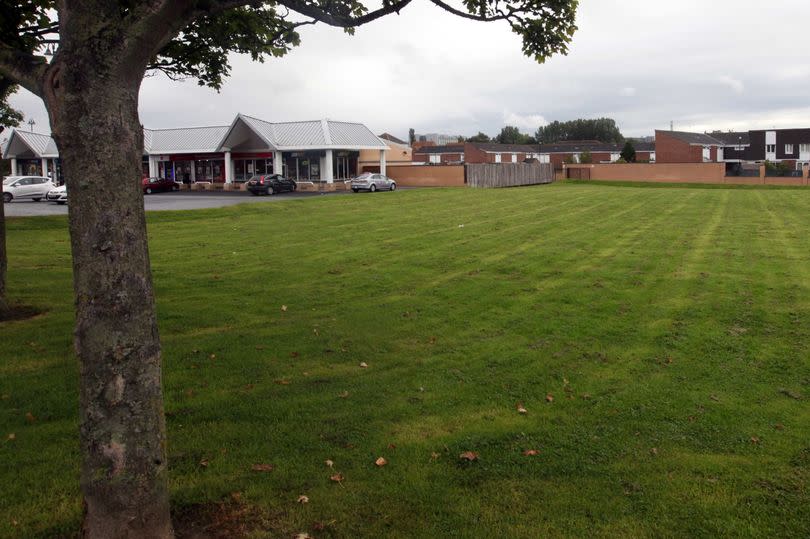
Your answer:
(43, 28), (173, 539)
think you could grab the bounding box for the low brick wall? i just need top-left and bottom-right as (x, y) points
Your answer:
(565, 163), (810, 186)
(385, 165), (465, 187)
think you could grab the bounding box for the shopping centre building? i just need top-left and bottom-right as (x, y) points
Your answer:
(2, 113), (389, 184)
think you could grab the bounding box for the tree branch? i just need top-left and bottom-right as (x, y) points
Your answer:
(273, 0), (414, 28)
(427, 0), (509, 21)
(0, 41), (47, 97)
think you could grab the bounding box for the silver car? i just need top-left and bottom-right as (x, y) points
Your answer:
(3, 176), (56, 203)
(46, 184), (68, 205)
(350, 172), (396, 193)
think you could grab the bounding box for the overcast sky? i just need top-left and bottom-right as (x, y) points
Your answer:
(9, 0), (810, 140)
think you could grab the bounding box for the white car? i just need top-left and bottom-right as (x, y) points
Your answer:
(46, 184), (68, 205)
(350, 172), (397, 193)
(2, 176), (56, 203)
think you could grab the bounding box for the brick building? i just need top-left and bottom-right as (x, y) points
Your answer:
(412, 142), (541, 164)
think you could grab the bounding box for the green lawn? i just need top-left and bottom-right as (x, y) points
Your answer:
(1, 183), (809, 538)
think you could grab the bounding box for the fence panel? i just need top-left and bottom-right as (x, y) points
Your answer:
(465, 163), (554, 188)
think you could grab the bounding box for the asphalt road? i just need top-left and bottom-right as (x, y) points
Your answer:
(3, 190), (353, 217)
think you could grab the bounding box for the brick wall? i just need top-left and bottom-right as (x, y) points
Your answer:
(385, 165), (465, 187)
(655, 131), (703, 163)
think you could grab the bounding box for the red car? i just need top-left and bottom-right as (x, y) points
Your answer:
(142, 176), (180, 194)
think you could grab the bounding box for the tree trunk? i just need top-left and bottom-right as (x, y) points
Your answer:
(0, 195), (8, 318)
(43, 40), (173, 538)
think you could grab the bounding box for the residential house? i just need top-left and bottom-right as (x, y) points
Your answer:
(412, 142), (541, 164)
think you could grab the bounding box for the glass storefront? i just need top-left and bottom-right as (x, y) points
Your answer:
(283, 152), (322, 182)
(195, 159), (225, 182)
(234, 157), (273, 182)
(334, 151), (358, 180)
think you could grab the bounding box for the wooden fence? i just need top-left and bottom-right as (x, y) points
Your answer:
(466, 163), (554, 188)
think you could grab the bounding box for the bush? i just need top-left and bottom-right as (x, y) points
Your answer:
(579, 150), (592, 164)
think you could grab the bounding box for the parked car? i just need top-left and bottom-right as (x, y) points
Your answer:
(246, 174), (297, 196)
(350, 173), (396, 193)
(46, 184), (68, 205)
(142, 176), (180, 194)
(2, 176), (55, 203)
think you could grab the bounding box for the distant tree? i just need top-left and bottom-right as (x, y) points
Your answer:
(408, 128), (415, 145)
(467, 132), (491, 143)
(1, 77), (24, 318)
(536, 118), (624, 144)
(620, 141), (637, 163)
(579, 150), (592, 164)
(495, 126), (535, 145)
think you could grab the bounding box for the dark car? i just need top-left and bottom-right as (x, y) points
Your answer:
(142, 176), (180, 194)
(246, 174), (297, 196)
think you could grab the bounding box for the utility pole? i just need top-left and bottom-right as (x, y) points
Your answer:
(27, 118), (35, 132)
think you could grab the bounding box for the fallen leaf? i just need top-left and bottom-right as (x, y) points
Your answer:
(774, 423), (785, 430)
(297, 495), (309, 504)
(580, 393), (591, 400)
(387, 443), (397, 449)
(430, 452), (440, 461)
(429, 336), (437, 344)
(294, 533), (311, 539)
(325, 459), (334, 468)
(750, 436), (760, 444)
(209, 354), (216, 360)
(290, 352), (300, 358)
(650, 448), (658, 456)
(359, 362), (368, 368)
(24, 412), (35, 423)
(255, 345), (265, 351)
(313, 328), (319, 336)
(516, 402), (528, 414)
(275, 379), (291, 385)
(7, 433), (15, 441)
(522, 449), (540, 456)
(339, 391), (350, 398)
(281, 305), (288, 312)
(375, 457), (387, 467)
(230, 492), (243, 501)
(459, 451), (479, 462)
(251, 463), (274, 472)
(545, 394), (554, 403)
(199, 458), (209, 468)
(709, 394), (720, 402)
(329, 473), (344, 482)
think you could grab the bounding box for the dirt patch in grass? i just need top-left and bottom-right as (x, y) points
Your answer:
(174, 499), (268, 539)
(0, 304), (46, 323)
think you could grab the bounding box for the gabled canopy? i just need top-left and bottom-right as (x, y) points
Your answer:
(216, 114), (388, 152)
(2, 130), (59, 159)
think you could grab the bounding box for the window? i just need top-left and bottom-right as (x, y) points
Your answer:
(511, 154), (517, 163)
(610, 153), (620, 162)
(429, 154), (440, 164)
(800, 144), (810, 154)
(494, 154), (502, 163)
(785, 144), (794, 154)
(766, 144), (776, 153)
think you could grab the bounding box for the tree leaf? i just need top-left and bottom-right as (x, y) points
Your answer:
(325, 459), (334, 468)
(545, 394), (554, 403)
(375, 457), (387, 467)
(297, 494), (309, 504)
(459, 451), (479, 462)
(516, 402), (528, 414)
(281, 305), (288, 312)
(251, 463), (274, 472)
(359, 362), (368, 368)
(522, 449), (540, 456)
(330, 473), (344, 482)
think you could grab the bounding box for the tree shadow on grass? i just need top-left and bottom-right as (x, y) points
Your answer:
(0, 304), (46, 323)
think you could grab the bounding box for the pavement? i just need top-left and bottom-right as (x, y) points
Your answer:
(3, 190), (353, 217)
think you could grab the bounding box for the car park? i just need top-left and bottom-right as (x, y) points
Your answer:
(46, 184), (68, 204)
(142, 176), (180, 194)
(2, 176), (55, 203)
(246, 174), (297, 196)
(350, 172), (396, 193)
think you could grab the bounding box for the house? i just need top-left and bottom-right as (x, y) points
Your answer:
(539, 140), (656, 168)
(2, 114), (389, 184)
(412, 142), (541, 164)
(654, 130), (723, 163)
(359, 134), (412, 173)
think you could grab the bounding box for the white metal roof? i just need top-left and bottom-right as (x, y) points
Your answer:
(218, 114), (387, 151)
(144, 125), (230, 154)
(2, 114), (387, 159)
(1, 130), (59, 159)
